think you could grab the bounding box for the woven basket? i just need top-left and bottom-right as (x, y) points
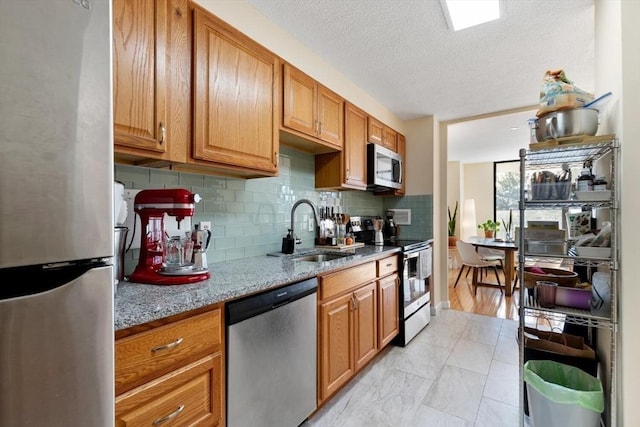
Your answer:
(522, 267), (579, 289)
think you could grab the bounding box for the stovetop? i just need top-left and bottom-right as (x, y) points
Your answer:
(361, 238), (431, 252)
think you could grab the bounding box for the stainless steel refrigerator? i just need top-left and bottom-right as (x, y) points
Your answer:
(0, 1), (114, 426)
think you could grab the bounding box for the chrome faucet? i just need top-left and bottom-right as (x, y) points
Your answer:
(290, 199), (319, 247)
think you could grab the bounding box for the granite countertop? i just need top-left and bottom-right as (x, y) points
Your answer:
(115, 245), (401, 331)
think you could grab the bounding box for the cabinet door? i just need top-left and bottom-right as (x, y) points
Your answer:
(382, 126), (397, 151)
(113, 0), (168, 153)
(319, 293), (354, 402)
(344, 102), (367, 189)
(378, 274), (399, 348)
(367, 116), (384, 145)
(317, 85), (344, 148)
(353, 282), (377, 372)
(283, 64), (317, 138)
(192, 8), (279, 174)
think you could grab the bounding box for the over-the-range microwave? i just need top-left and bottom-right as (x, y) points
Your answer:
(367, 143), (403, 191)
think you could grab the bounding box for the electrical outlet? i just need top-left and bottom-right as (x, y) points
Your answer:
(308, 219), (314, 232)
(200, 221), (211, 231)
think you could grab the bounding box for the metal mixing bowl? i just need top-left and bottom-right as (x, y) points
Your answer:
(535, 108), (599, 142)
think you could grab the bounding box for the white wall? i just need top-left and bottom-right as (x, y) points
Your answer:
(404, 117), (435, 196)
(595, 1), (640, 425)
(463, 162), (494, 235)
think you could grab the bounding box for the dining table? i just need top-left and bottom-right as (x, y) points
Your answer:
(465, 236), (518, 296)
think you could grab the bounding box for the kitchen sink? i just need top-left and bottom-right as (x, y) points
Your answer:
(293, 253), (349, 263)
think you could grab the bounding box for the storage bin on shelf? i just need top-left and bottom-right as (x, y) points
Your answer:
(523, 266), (579, 289)
(555, 285), (592, 310)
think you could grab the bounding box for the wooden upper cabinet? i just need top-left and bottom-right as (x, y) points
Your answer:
(283, 67), (316, 137)
(382, 126), (398, 152)
(317, 85), (344, 146)
(343, 103), (368, 189)
(367, 116), (397, 152)
(191, 6), (279, 176)
(367, 116), (384, 146)
(315, 102), (367, 190)
(113, 0), (189, 164)
(283, 64), (344, 150)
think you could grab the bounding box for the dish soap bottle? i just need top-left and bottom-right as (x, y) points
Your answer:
(281, 229), (295, 254)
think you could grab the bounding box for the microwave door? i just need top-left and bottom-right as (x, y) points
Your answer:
(393, 157), (402, 184)
(376, 156), (402, 190)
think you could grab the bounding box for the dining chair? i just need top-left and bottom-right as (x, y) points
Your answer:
(477, 246), (504, 280)
(454, 240), (503, 295)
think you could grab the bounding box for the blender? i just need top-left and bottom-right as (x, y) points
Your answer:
(373, 218), (385, 245)
(129, 189), (210, 285)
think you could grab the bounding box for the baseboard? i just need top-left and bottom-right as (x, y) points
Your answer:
(431, 300), (450, 315)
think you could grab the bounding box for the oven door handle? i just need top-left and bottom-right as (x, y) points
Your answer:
(404, 251), (420, 260)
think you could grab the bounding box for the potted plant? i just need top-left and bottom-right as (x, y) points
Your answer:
(478, 219), (500, 238)
(448, 201), (458, 247)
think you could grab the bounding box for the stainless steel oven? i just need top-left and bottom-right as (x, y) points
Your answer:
(400, 241), (432, 346)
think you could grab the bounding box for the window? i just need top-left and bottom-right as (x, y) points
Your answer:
(494, 160), (582, 234)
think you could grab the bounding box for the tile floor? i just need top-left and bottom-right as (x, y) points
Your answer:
(305, 309), (525, 426)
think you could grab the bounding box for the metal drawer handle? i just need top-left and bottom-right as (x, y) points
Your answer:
(152, 405), (185, 426)
(151, 337), (183, 353)
(385, 263), (393, 267)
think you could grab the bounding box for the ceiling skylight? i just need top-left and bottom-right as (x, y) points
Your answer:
(441, 0), (503, 31)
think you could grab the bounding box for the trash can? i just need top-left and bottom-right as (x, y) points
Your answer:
(524, 360), (604, 427)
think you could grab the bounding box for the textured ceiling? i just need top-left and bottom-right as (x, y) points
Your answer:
(245, 0), (596, 163)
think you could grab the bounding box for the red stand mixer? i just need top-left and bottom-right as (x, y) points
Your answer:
(129, 189), (210, 285)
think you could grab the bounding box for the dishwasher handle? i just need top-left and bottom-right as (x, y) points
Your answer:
(226, 277), (318, 325)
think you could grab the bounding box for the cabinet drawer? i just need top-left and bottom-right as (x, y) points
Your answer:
(320, 262), (376, 300)
(377, 255), (398, 277)
(116, 354), (222, 427)
(115, 309), (221, 395)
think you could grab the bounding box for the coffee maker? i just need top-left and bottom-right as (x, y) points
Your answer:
(383, 211), (398, 240)
(129, 189), (210, 285)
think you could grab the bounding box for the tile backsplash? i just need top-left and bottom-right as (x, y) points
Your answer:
(115, 147), (432, 272)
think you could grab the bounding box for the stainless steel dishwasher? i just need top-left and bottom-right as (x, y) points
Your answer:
(227, 277), (317, 427)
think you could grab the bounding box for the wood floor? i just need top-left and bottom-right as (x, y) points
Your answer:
(448, 264), (521, 321)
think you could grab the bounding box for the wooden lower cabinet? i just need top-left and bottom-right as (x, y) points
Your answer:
(353, 283), (378, 371)
(319, 292), (355, 402)
(317, 255), (399, 405)
(378, 273), (400, 348)
(115, 354), (222, 427)
(115, 307), (225, 426)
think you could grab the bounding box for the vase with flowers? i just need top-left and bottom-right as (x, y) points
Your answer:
(502, 209), (514, 242)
